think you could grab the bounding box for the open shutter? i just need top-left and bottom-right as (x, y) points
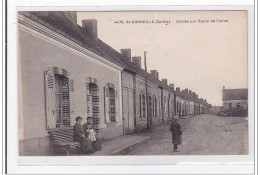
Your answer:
(104, 86), (110, 123)
(45, 70), (55, 129)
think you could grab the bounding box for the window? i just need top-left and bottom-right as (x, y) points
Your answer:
(148, 96), (152, 118)
(164, 97), (167, 114)
(45, 68), (71, 129)
(228, 103), (232, 109)
(109, 87), (116, 122)
(139, 94), (142, 118)
(142, 94), (146, 118)
(154, 98), (157, 117)
(104, 84), (116, 123)
(87, 80), (99, 133)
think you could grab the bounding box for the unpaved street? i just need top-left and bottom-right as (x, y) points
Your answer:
(127, 114), (248, 155)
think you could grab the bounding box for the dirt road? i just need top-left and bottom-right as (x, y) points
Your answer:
(127, 114), (248, 155)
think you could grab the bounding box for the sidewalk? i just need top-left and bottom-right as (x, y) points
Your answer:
(79, 135), (150, 156)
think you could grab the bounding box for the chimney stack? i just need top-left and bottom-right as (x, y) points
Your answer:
(162, 79), (168, 85)
(132, 56), (142, 67)
(223, 86), (225, 89)
(189, 90), (192, 94)
(82, 19), (98, 37)
(185, 88), (188, 93)
(121, 48), (131, 61)
(150, 70), (159, 79)
(64, 12), (77, 23)
(176, 87), (180, 92)
(169, 84), (174, 90)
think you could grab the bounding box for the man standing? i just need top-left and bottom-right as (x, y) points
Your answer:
(170, 116), (183, 152)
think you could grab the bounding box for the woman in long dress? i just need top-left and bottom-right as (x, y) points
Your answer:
(73, 116), (94, 153)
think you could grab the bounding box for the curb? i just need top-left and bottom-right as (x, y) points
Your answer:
(110, 137), (151, 155)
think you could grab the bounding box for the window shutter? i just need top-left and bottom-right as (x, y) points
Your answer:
(69, 79), (74, 92)
(104, 86), (110, 123)
(115, 90), (117, 115)
(61, 77), (70, 127)
(45, 70), (55, 129)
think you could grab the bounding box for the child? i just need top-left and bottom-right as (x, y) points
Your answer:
(85, 124), (97, 142)
(85, 124), (102, 151)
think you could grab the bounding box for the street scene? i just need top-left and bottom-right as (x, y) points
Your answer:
(18, 11), (248, 157)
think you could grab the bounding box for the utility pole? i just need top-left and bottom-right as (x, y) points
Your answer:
(144, 51), (150, 130)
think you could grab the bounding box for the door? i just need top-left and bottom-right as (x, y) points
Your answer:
(128, 89), (134, 132)
(123, 88), (135, 134)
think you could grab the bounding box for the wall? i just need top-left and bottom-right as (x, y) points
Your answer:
(19, 29), (123, 155)
(175, 96), (182, 117)
(162, 89), (171, 121)
(223, 100), (248, 109)
(190, 101), (195, 115)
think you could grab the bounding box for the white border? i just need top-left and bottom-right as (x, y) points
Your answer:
(6, 1), (255, 175)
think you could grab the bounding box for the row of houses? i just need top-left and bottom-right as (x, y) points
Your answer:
(18, 11), (211, 156)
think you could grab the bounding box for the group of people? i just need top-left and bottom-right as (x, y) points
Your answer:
(73, 116), (102, 154)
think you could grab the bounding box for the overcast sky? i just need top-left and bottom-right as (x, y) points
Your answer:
(77, 11), (248, 106)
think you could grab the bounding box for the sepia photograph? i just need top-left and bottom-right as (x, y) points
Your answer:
(18, 10), (249, 157)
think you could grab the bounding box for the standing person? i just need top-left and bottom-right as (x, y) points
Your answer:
(170, 116), (183, 152)
(73, 116), (94, 153)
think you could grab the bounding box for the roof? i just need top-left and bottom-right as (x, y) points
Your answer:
(19, 11), (176, 94)
(222, 88), (248, 101)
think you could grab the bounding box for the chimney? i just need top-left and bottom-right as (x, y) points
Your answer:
(169, 84), (174, 90)
(82, 19), (98, 37)
(150, 70), (159, 79)
(176, 87), (180, 92)
(223, 86), (225, 89)
(189, 90), (192, 94)
(185, 88), (188, 93)
(162, 79), (167, 85)
(132, 56), (141, 67)
(121, 48), (131, 61)
(63, 12), (77, 23)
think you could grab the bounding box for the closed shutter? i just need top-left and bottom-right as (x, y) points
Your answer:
(115, 89), (117, 117)
(61, 77), (70, 127)
(92, 84), (100, 133)
(45, 70), (55, 129)
(104, 86), (110, 123)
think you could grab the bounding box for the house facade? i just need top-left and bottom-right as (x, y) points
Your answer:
(222, 86), (248, 109)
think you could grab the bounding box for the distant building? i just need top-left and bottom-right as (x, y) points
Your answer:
(222, 86), (248, 109)
(211, 106), (222, 114)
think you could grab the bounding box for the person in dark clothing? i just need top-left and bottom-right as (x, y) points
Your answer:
(73, 116), (94, 153)
(170, 116), (183, 152)
(83, 117), (93, 130)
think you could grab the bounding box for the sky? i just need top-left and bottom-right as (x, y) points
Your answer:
(77, 11), (248, 106)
